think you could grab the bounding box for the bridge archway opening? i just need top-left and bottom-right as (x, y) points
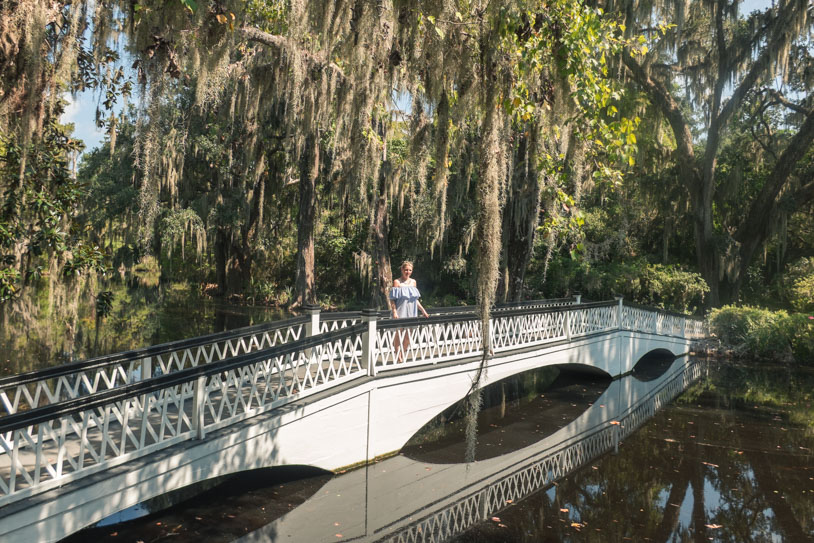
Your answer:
(632, 349), (678, 381)
(401, 365), (610, 464)
(63, 465), (333, 542)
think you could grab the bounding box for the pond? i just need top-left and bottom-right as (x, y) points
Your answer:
(59, 354), (814, 542)
(0, 283), (290, 376)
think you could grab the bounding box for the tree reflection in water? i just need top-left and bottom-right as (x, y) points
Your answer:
(452, 361), (814, 542)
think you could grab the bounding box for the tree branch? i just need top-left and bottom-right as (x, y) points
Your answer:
(767, 89), (810, 115)
(237, 26), (347, 82)
(623, 54), (698, 193)
(735, 109), (814, 248)
(716, 0), (807, 132)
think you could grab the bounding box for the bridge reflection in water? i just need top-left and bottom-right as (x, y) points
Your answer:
(237, 356), (702, 543)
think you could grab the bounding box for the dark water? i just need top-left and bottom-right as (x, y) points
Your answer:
(0, 283), (289, 376)
(60, 356), (814, 543)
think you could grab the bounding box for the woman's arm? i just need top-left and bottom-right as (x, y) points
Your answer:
(417, 301), (429, 318)
(391, 279), (400, 317)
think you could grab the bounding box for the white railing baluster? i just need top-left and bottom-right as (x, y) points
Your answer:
(192, 375), (207, 440)
(362, 309), (378, 377)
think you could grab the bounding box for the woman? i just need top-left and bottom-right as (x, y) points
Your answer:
(389, 261), (429, 361)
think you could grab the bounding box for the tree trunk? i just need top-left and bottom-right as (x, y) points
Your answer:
(293, 133), (319, 307)
(500, 125), (541, 303)
(372, 160), (392, 308)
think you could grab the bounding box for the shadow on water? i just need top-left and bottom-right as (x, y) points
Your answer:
(632, 349), (676, 381)
(59, 466), (332, 543)
(402, 366), (612, 463)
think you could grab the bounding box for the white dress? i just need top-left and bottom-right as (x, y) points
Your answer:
(389, 279), (421, 318)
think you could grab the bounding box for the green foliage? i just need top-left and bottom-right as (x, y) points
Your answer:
(95, 290), (114, 319)
(531, 257), (708, 313)
(780, 258), (814, 313)
(0, 110), (109, 301)
(709, 305), (814, 363)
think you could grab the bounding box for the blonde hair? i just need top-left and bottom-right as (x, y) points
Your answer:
(400, 260), (414, 270)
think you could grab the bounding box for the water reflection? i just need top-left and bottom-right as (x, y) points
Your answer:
(450, 360), (814, 542)
(402, 368), (611, 463)
(0, 283), (290, 376)
(62, 358), (814, 543)
(237, 356), (700, 542)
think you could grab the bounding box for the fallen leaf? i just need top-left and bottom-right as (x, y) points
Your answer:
(491, 516), (501, 522)
(705, 524), (722, 529)
(610, 421), (621, 425)
(560, 508), (569, 513)
(702, 461), (719, 468)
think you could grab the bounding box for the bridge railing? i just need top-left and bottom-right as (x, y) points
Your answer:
(372, 299), (705, 374)
(0, 316), (312, 418)
(0, 322), (368, 506)
(0, 297), (705, 506)
(0, 298), (578, 418)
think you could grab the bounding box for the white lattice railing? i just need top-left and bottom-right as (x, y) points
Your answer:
(0, 298), (706, 506)
(0, 317), (311, 419)
(373, 300), (706, 374)
(0, 324), (367, 506)
(379, 358), (704, 543)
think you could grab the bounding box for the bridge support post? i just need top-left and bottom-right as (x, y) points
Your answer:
(140, 356), (152, 423)
(564, 310), (572, 342)
(573, 292), (582, 304)
(304, 304), (321, 337)
(192, 375), (207, 440)
(615, 296), (624, 330)
(361, 308), (378, 376)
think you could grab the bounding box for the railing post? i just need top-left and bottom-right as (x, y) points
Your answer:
(142, 356), (152, 380)
(564, 308), (572, 342)
(614, 296), (624, 330)
(573, 292), (582, 304)
(192, 375), (207, 440)
(140, 356), (152, 419)
(304, 303), (321, 336)
(361, 308), (378, 377)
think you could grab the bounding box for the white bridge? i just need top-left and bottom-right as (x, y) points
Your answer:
(0, 298), (706, 541)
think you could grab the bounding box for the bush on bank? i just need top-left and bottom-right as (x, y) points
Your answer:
(708, 305), (814, 363)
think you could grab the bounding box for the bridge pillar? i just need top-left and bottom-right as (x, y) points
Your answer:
(303, 303), (321, 337)
(573, 292), (582, 304)
(361, 308), (378, 376)
(614, 296), (624, 329)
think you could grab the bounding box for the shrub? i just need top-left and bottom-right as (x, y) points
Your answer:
(529, 257), (708, 313)
(708, 305), (814, 363)
(779, 257), (814, 312)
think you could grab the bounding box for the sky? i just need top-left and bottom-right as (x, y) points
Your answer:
(62, 0), (777, 155)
